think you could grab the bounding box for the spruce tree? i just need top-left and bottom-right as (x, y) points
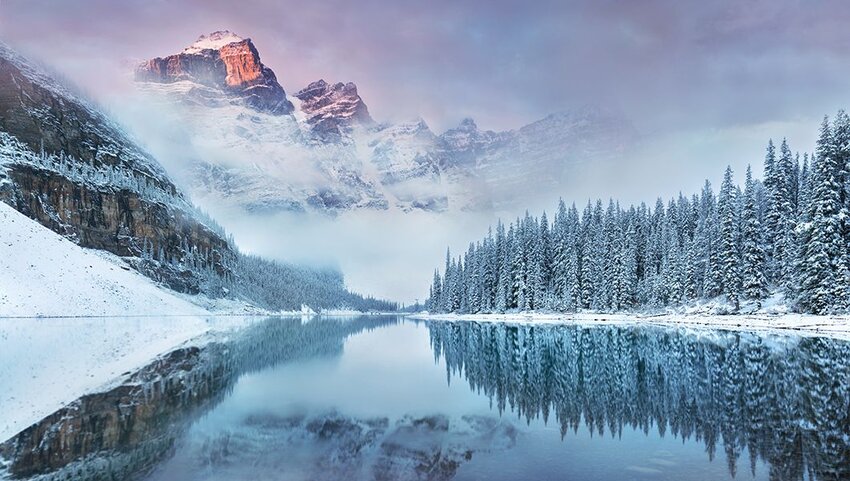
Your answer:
(718, 166), (742, 310)
(741, 165), (768, 306)
(799, 117), (843, 313)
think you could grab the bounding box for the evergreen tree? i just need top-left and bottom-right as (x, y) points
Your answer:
(799, 117), (845, 313)
(718, 166), (742, 310)
(429, 111), (850, 315)
(741, 165), (768, 305)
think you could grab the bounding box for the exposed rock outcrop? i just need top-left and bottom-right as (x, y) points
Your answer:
(0, 41), (234, 293)
(135, 31), (293, 115)
(294, 79), (374, 141)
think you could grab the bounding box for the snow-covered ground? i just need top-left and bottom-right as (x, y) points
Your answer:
(0, 201), (268, 441)
(0, 201), (210, 318)
(409, 311), (850, 341)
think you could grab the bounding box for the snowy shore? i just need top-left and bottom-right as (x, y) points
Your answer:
(408, 311), (850, 341)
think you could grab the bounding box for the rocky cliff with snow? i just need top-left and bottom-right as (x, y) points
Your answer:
(131, 31), (638, 215)
(294, 79), (374, 142)
(135, 31), (293, 115)
(0, 41), (234, 293)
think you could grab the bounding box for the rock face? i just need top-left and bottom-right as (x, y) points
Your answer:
(0, 42), (234, 293)
(135, 31), (293, 115)
(0, 346), (226, 479)
(295, 80), (374, 141)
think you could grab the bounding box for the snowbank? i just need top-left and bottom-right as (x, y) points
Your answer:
(409, 311), (850, 340)
(0, 202), (209, 318)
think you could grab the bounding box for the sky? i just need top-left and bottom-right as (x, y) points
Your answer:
(1, 0), (848, 134)
(1, 0), (849, 302)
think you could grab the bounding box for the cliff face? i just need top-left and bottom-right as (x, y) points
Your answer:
(294, 80), (374, 141)
(135, 31), (293, 115)
(0, 42), (234, 293)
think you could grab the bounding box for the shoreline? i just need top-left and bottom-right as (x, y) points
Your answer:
(407, 312), (850, 340)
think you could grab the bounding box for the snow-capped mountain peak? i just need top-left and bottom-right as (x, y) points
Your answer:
(131, 31), (638, 215)
(135, 30), (293, 115)
(182, 30), (245, 54)
(294, 79), (374, 141)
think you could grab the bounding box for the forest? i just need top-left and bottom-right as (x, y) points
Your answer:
(428, 111), (850, 315)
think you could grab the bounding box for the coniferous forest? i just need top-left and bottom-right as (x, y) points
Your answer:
(428, 112), (850, 315)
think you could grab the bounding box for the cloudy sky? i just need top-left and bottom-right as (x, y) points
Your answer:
(1, 0), (848, 135)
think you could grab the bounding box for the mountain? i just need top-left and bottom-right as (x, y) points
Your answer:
(294, 79), (374, 142)
(135, 31), (293, 115)
(439, 108), (638, 210)
(131, 31), (638, 215)
(0, 41), (233, 294)
(0, 41), (395, 313)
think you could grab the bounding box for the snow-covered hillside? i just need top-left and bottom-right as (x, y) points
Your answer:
(0, 201), (208, 317)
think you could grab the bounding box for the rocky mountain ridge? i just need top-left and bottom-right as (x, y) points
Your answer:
(294, 79), (374, 142)
(135, 30), (293, 115)
(132, 31), (638, 215)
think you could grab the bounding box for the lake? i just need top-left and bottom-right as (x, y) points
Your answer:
(2, 316), (848, 480)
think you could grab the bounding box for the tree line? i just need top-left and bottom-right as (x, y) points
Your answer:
(427, 111), (850, 315)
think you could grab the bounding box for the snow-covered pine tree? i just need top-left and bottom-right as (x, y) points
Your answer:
(551, 200), (570, 309)
(429, 111), (850, 315)
(832, 110), (850, 310)
(579, 202), (595, 309)
(565, 203), (582, 310)
(429, 269), (442, 312)
(798, 117), (844, 313)
(741, 165), (769, 306)
(718, 166), (742, 310)
(771, 139), (796, 291)
(762, 139), (777, 274)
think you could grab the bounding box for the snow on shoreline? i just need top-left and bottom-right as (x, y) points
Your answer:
(408, 312), (850, 340)
(0, 202), (276, 441)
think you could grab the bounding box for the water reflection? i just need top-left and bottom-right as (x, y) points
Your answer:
(150, 412), (517, 481)
(427, 321), (850, 481)
(5, 317), (849, 481)
(0, 315), (400, 480)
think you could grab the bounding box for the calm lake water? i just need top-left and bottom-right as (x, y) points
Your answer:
(3, 316), (848, 481)
(130, 316), (847, 481)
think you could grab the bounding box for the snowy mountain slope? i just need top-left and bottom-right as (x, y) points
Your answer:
(0, 202), (269, 440)
(131, 31), (637, 216)
(0, 201), (207, 317)
(0, 41), (235, 295)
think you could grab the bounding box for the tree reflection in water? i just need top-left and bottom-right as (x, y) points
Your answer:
(428, 321), (850, 481)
